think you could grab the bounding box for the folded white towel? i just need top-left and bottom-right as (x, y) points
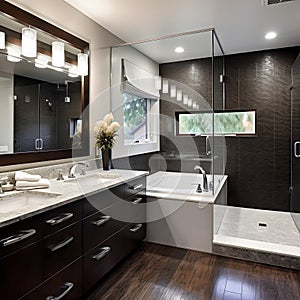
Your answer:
(15, 171), (41, 182)
(16, 178), (50, 190)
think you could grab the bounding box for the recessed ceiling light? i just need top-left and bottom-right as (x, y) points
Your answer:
(175, 47), (184, 53)
(265, 32), (277, 40)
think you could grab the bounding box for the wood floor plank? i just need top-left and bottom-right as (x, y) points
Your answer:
(87, 242), (300, 300)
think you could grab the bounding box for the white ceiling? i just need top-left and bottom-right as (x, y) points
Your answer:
(64, 0), (300, 62)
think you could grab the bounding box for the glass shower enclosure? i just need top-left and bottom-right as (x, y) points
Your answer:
(291, 52), (300, 232)
(109, 28), (226, 195)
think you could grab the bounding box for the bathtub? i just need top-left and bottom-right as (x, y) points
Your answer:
(146, 171), (227, 253)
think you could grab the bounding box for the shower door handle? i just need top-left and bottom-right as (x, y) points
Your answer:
(294, 141), (300, 158)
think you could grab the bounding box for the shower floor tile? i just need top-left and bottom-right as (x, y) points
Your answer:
(215, 206), (300, 248)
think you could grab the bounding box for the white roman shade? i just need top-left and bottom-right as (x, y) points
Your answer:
(121, 58), (160, 99)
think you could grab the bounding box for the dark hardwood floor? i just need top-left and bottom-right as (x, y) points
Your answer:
(87, 243), (300, 300)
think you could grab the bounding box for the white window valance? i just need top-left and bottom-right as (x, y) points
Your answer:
(121, 58), (160, 100)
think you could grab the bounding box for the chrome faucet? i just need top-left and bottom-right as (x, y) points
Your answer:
(68, 162), (88, 178)
(194, 165), (208, 192)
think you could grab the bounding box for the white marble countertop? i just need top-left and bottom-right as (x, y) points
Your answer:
(0, 169), (148, 228)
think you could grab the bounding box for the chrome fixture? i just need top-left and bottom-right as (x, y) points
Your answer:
(68, 162), (88, 178)
(194, 165), (208, 192)
(56, 169), (64, 181)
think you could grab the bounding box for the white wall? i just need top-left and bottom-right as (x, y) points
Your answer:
(0, 73), (14, 154)
(6, 0), (123, 163)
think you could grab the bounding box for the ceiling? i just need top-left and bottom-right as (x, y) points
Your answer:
(64, 0), (300, 62)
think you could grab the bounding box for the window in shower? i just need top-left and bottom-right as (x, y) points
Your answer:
(175, 110), (256, 136)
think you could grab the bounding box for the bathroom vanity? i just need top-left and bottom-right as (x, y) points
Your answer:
(0, 170), (147, 299)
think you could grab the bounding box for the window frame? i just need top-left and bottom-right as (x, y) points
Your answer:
(175, 109), (257, 137)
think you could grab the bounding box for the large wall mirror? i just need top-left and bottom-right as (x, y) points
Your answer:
(0, 1), (89, 166)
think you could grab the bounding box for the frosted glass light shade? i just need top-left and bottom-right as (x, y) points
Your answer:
(177, 90), (182, 101)
(7, 46), (21, 62)
(0, 32), (5, 49)
(170, 85), (176, 98)
(188, 98), (193, 107)
(155, 76), (161, 90)
(22, 27), (37, 57)
(162, 79), (168, 94)
(52, 41), (65, 67)
(183, 95), (188, 105)
(77, 53), (88, 76)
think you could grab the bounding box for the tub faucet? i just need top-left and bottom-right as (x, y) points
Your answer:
(194, 165), (208, 192)
(68, 162), (88, 178)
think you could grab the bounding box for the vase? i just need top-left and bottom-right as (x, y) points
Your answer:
(101, 148), (112, 170)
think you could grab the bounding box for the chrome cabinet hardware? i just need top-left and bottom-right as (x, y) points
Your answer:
(46, 213), (74, 225)
(48, 236), (74, 252)
(1, 229), (36, 247)
(132, 197), (143, 204)
(92, 246), (111, 261)
(130, 184), (143, 190)
(92, 216), (111, 226)
(46, 282), (74, 300)
(129, 224), (142, 233)
(294, 141), (300, 158)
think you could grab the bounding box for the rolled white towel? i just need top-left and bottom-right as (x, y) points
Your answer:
(16, 178), (50, 190)
(15, 171), (41, 182)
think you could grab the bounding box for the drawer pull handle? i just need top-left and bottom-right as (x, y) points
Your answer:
(130, 184), (143, 190)
(48, 236), (74, 252)
(1, 229), (36, 247)
(46, 213), (74, 226)
(132, 197), (143, 205)
(46, 282), (74, 300)
(92, 216), (111, 226)
(92, 246), (111, 261)
(130, 224), (143, 233)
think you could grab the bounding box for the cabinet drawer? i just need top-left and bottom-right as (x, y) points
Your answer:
(0, 240), (43, 300)
(125, 192), (146, 223)
(44, 201), (81, 236)
(83, 229), (127, 294)
(123, 221), (146, 254)
(124, 177), (146, 198)
(83, 185), (124, 217)
(83, 203), (126, 253)
(22, 258), (82, 300)
(0, 215), (43, 258)
(44, 221), (82, 279)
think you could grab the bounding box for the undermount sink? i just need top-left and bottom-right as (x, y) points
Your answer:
(0, 190), (61, 214)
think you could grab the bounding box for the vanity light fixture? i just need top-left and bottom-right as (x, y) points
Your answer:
(21, 27), (37, 57)
(162, 79), (169, 94)
(52, 41), (65, 67)
(77, 53), (88, 76)
(192, 101), (197, 109)
(265, 32), (277, 40)
(177, 90), (182, 101)
(0, 32), (5, 49)
(155, 76), (162, 90)
(188, 97), (193, 107)
(183, 95), (188, 105)
(7, 45), (21, 62)
(170, 85), (176, 98)
(175, 46), (184, 53)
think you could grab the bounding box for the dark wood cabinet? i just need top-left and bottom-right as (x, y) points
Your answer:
(0, 175), (147, 299)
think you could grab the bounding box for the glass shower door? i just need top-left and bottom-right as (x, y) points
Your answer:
(291, 52), (300, 231)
